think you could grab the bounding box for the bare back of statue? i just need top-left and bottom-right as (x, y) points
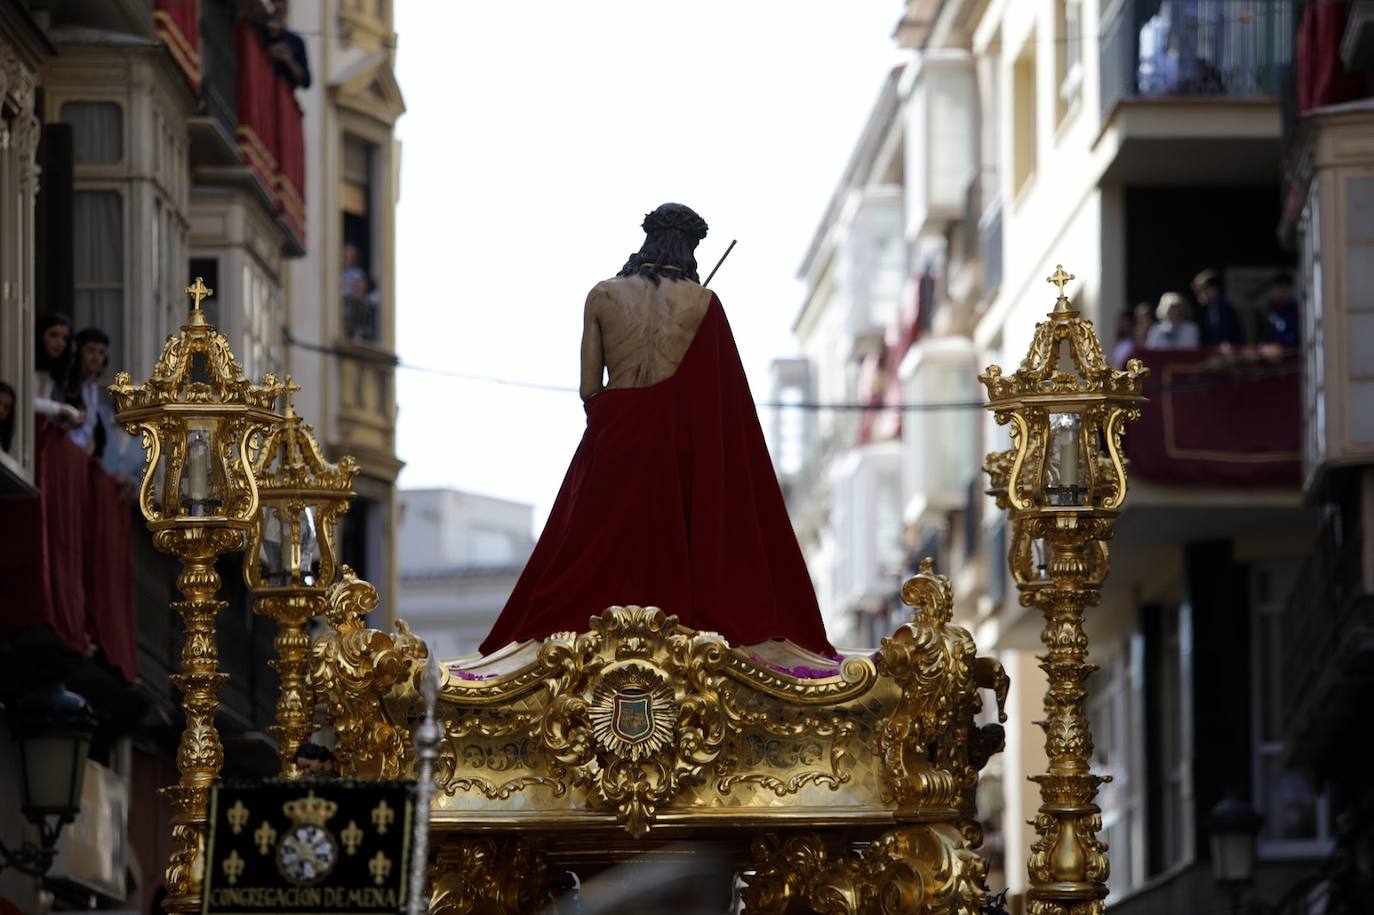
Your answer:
(580, 275), (715, 399)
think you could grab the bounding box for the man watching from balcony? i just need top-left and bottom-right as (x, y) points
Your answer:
(1261, 272), (1301, 348)
(1145, 292), (1201, 349)
(261, 7), (311, 90)
(1191, 269), (1245, 348)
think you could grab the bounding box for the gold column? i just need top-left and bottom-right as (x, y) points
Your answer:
(245, 388), (357, 776)
(981, 267), (1148, 915)
(156, 527), (242, 910)
(256, 593), (324, 774)
(111, 279), (286, 913)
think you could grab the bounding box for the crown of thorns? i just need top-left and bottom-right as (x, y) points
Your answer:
(642, 206), (708, 240)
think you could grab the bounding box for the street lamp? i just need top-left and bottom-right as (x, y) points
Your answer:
(245, 384), (357, 775)
(109, 278), (285, 914)
(981, 266), (1149, 912)
(1209, 794), (1263, 913)
(0, 685), (97, 876)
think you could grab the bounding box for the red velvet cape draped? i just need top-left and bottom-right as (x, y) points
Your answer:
(480, 294), (834, 657)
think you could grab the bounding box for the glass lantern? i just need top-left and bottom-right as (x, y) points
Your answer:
(109, 279), (285, 532)
(981, 266), (1147, 519)
(245, 389), (357, 597)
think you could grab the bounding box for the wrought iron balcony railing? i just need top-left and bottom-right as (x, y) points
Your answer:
(343, 294), (382, 344)
(1100, 0), (1297, 122)
(1280, 514), (1373, 730)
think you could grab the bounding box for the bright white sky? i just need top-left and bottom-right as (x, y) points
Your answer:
(394, 2), (906, 527)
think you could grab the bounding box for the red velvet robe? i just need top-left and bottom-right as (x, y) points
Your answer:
(480, 294), (834, 656)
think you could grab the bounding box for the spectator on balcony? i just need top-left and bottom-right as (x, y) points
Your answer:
(35, 314), (83, 431)
(1262, 272), (1301, 348)
(1138, 1), (1227, 97)
(1146, 292), (1201, 349)
(65, 327), (111, 458)
(1112, 309), (1135, 367)
(341, 243), (367, 297)
(0, 380), (14, 452)
(261, 11), (311, 90)
(1191, 269), (1245, 348)
(1113, 302), (1156, 367)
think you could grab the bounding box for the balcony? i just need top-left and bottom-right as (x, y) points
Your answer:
(1123, 346), (1301, 490)
(188, 0), (239, 166)
(1280, 512), (1374, 765)
(1098, 0), (1296, 185)
(0, 419), (281, 751)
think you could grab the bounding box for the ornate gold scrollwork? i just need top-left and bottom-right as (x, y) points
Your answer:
(535, 606), (733, 837)
(742, 826), (987, 915)
(428, 838), (555, 915)
(311, 567), (427, 778)
(875, 560), (1007, 847)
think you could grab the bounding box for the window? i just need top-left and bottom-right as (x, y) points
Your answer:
(1250, 562), (1333, 855)
(241, 262), (280, 380)
(73, 190), (125, 371)
(1160, 601), (1195, 868)
(1301, 181), (1324, 469)
(1012, 33), (1038, 198)
(341, 134), (379, 342)
(1056, 0), (1083, 122)
(60, 102), (123, 164)
(1090, 638), (1147, 900)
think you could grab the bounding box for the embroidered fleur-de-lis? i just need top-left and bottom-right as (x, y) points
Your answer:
(370, 799), (394, 835)
(254, 820), (278, 856)
(341, 820), (364, 855)
(223, 850), (245, 886)
(368, 850), (392, 886)
(227, 800), (250, 834)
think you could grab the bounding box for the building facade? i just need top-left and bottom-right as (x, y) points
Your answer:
(0, 2), (403, 912)
(396, 488), (534, 661)
(780, 0), (1327, 909)
(286, 0), (405, 616)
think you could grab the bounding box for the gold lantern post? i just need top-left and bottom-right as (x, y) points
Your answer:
(109, 278), (286, 914)
(980, 266), (1148, 914)
(245, 384), (357, 775)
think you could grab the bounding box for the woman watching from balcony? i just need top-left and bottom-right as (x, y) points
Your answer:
(34, 314), (83, 431)
(1145, 292), (1201, 350)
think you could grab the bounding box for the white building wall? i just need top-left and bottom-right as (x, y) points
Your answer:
(396, 488), (534, 660)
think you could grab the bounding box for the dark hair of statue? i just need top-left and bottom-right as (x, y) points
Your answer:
(617, 203), (709, 286)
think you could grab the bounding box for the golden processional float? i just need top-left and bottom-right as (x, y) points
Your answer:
(111, 268), (1146, 914)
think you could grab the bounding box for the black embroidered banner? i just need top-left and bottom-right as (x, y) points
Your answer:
(202, 780), (415, 915)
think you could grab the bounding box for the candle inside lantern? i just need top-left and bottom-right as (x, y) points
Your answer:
(186, 430), (211, 514)
(1048, 413), (1082, 505)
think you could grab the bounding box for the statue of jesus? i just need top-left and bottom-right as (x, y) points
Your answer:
(479, 204), (834, 657)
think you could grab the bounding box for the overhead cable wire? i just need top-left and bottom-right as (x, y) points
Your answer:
(284, 331), (1300, 412)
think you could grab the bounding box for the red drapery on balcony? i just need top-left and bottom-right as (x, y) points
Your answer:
(235, 19), (279, 196)
(0, 420), (137, 682)
(155, 0), (201, 94)
(1297, 0), (1366, 113)
(1124, 348), (1302, 489)
(274, 76), (306, 242)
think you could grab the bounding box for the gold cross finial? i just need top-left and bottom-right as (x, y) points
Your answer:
(1047, 265), (1074, 298)
(187, 276), (213, 309)
(186, 277), (213, 325)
